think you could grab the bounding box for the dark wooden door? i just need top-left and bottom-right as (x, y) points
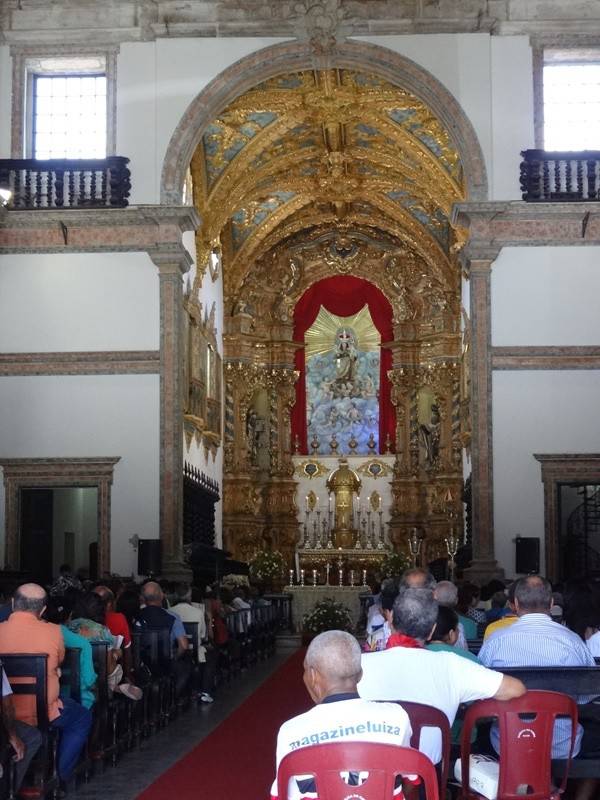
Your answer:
(20, 488), (54, 584)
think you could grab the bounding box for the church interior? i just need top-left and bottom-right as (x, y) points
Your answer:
(1, 1), (600, 798)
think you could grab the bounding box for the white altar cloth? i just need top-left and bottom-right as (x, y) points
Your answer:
(286, 585), (368, 632)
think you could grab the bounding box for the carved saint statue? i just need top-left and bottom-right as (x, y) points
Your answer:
(335, 327), (358, 385)
(246, 409), (260, 467)
(420, 403), (441, 468)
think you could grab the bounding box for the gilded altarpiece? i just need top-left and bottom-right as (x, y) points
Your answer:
(189, 67), (471, 567)
(221, 228), (466, 566)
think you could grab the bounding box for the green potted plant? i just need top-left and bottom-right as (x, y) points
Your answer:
(248, 549), (285, 592)
(302, 597), (353, 644)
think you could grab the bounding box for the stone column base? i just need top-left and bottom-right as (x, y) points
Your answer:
(463, 558), (505, 584)
(161, 559), (193, 583)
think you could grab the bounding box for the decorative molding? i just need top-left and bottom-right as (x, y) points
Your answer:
(356, 459), (393, 480)
(0, 205), (200, 258)
(4, 2), (600, 44)
(454, 201), (600, 250)
(492, 347), (600, 371)
(0, 350), (160, 376)
(294, 459), (330, 480)
(534, 453), (600, 581)
(0, 456), (120, 575)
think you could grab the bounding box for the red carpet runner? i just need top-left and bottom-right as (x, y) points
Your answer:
(137, 649), (310, 800)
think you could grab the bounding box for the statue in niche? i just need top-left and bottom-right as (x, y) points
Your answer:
(305, 305), (381, 456)
(246, 409), (259, 467)
(334, 328), (358, 385)
(420, 403), (441, 468)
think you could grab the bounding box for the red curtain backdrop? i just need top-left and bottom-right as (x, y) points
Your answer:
(291, 276), (395, 455)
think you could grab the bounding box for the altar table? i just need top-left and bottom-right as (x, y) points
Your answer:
(286, 585), (369, 633)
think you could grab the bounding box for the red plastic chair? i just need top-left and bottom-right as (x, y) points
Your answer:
(459, 690), (578, 800)
(276, 741), (439, 800)
(396, 700), (451, 796)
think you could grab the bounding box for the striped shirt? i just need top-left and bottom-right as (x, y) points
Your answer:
(479, 613), (595, 758)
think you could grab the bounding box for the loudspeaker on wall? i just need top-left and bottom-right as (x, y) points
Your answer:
(515, 537), (540, 574)
(138, 539), (162, 576)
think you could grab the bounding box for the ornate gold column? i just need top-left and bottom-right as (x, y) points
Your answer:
(152, 250), (193, 581)
(465, 252), (503, 581)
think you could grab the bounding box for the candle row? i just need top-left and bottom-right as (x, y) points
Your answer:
(288, 568), (368, 587)
(304, 494), (381, 515)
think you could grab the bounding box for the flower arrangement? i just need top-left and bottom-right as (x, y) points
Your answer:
(249, 549), (285, 583)
(380, 550), (412, 578)
(220, 573), (250, 590)
(303, 597), (353, 635)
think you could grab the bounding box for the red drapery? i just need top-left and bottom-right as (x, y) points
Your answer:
(291, 276), (395, 455)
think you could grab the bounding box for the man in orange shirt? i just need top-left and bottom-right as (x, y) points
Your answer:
(0, 584), (92, 782)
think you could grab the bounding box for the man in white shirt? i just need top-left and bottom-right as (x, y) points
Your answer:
(169, 583), (216, 704)
(271, 630), (412, 800)
(358, 588), (525, 765)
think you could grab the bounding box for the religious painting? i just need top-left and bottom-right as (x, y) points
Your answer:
(305, 305), (380, 455)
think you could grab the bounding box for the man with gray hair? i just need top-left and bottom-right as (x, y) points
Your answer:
(399, 567), (437, 591)
(0, 583), (92, 785)
(358, 588), (525, 766)
(434, 580), (469, 648)
(270, 630), (412, 800)
(480, 575), (598, 765)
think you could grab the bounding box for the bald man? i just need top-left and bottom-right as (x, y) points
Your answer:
(0, 583), (92, 784)
(270, 631), (412, 800)
(139, 581), (191, 697)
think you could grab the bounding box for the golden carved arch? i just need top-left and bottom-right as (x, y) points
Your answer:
(188, 62), (469, 566)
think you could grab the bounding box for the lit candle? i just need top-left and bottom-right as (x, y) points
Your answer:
(338, 569), (343, 586)
(312, 568), (317, 586)
(350, 569), (355, 586)
(362, 569), (367, 586)
(288, 569), (294, 586)
(329, 494), (334, 513)
(305, 495), (309, 512)
(300, 569), (305, 586)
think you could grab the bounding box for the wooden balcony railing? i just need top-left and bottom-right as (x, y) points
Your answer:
(521, 149), (600, 201)
(0, 156), (131, 209)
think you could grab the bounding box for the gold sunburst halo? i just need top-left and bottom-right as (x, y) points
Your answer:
(305, 305), (380, 360)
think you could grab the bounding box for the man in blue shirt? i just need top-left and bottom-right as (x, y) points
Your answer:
(479, 574), (599, 778)
(139, 582), (191, 697)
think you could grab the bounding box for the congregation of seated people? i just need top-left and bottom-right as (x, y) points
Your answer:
(275, 568), (600, 800)
(0, 566), (277, 798)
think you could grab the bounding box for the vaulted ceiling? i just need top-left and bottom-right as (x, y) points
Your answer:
(190, 68), (466, 299)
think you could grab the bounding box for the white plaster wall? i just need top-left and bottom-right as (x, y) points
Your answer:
(181, 230), (224, 544)
(492, 370), (600, 576)
(0, 46), (11, 157)
(491, 247), (600, 346)
(118, 38), (287, 204)
(0, 374), (159, 575)
(0, 252), (159, 352)
(490, 37), (534, 200)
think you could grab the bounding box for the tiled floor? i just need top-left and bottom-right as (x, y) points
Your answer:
(67, 649), (294, 799)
